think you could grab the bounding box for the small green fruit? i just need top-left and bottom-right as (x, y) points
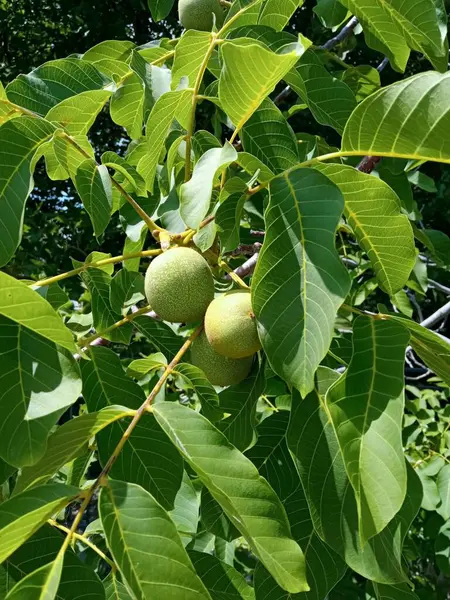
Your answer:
(178, 0), (224, 31)
(145, 247), (214, 323)
(205, 290), (262, 358)
(191, 331), (254, 387)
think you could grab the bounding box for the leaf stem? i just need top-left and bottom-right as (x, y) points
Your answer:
(58, 325), (203, 556)
(218, 259), (250, 289)
(78, 305), (153, 350)
(30, 249), (161, 288)
(58, 132), (164, 236)
(48, 519), (116, 571)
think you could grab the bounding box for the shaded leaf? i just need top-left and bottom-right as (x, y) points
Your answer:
(170, 471), (201, 545)
(0, 316), (81, 468)
(218, 361), (265, 451)
(5, 558), (63, 600)
(153, 402), (309, 594)
(82, 346), (183, 509)
(252, 168), (351, 397)
(325, 317), (409, 544)
(0, 117), (55, 267)
(190, 551), (255, 600)
(75, 160), (113, 238)
(174, 363), (222, 422)
(15, 406), (134, 494)
(0, 483), (79, 563)
(100, 479), (212, 600)
(134, 315), (183, 360)
(109, 269), (145, 313)
(241, 98), (299, 174)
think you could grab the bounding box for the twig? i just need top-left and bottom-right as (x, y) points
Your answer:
(225, 253), (260, 280)
(321, 16), (359, 51)
(430, 280), (450, 296)
(420, 301), (450, 329)
(59, 326), (203, 556)
(377, 57), (389, 73)
(230, 243), (262, 256)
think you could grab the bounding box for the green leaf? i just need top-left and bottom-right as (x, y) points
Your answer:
(258, 0), (302, 31)
(248, 412), (346, 600)
(36, 283), (70, 311)
(75, 160), (113, 238)
(340, 65), (381, 103)
(189, 551), (255, 600)
(81, 268), (132, 344)
(52, 132), (95, 179)
(0, 483), (79, 563)
(100, 479), (212, 600)
(148, 0), (176, 21)
(252, 168), (351, 397)
(315, 163), (415, 295)
(219, 38), (305, 132)
(101, 151), (147, 197)
(0, 316), (81, 468)
(313, 0), (348, 28)
(386, 314), (450, 386)
(7, 524), (105, 600)
(0, 116), (55, 267)
(82, 346), (183, 509)
(223, 0), (265, 31)
(0, 273), (75, 352)
(127, 352), (167, 379)
(338, 0), (448, 72)
(110, 270), (145, 313)
(325, 317), (409, 544)
(342, 72), (450, 164)
(133, 315), (183, 360)
(372, 583), (420, 600)
(201, 487), (240, 542)
(218, 361), (265, 451)
(104, 573), (131, 600)
(216, 191), (248, 253)
(83, 40), (135, 64)
(6, 59), (109, 116)
(5, 558), (63, 600)
(110, 73), (147, 140)
(173, 363), (222, 422)
(46, 90), (111, 135)
(153, 402), (309, 594)
(137, 89), (192, 193)
(285, 49), (356, 134)
(437, 464), (450, 520)
(288, 389), (422, 583)
(241, 98), (299, 174)
(180, 142), (237, 229)
(416, 228), (450, 266)
(170, 471), (201, 545)
(171, 30), (212, 89)
(15, 406), (133, 494)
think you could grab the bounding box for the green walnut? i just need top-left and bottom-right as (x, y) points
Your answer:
(204, 290), (262, 358)
(145, 247), (214, 323)
(178, 0), (224, 31)
(190, 331), (254, 387)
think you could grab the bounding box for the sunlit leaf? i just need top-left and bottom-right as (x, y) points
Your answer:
(15, 406), (133, 494)
(342, 72), (450, 164)
(0, 483), (79, 563)
(258, 0), (302, 32)
(46, 90), (111, 135)
(75, 160), (113, 238)
(171, 30), (212, 89)
(0, 273), (75, 352)
(6, 59), (109, 116)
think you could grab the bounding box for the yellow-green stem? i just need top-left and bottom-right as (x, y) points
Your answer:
(59, 325), (202, 557)
(30, 249), (161, 289)
(218, 259), (249, 289)
(78, 305), (152, 350)
(48, 519), (116, 571)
